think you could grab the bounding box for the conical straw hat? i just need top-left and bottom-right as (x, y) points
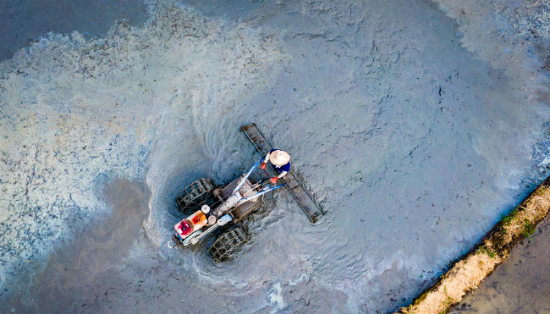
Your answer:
(270, 150), (290, 166)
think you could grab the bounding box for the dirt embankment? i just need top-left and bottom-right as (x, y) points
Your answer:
(398, 177), (550, 314)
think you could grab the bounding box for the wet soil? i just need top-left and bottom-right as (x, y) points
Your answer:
(2, 178), (345, 313)
(1, 0), (549, 313)
(5, 178), (153, 312)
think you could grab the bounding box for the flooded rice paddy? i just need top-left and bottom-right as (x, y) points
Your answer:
(1, 0), (549, 313)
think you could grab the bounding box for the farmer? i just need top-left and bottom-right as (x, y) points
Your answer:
(260, 149), (291, 184)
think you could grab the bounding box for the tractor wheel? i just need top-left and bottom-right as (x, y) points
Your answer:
(175, 178), (216, 212)
(208, 228), (249, 262)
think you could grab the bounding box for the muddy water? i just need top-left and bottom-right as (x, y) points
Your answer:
(1, 0), (549, 313)
(0, 0), (148, 61)
(5, 179), (343, 313)
(6, 179), (152, 313)
(146, 1), (549, 312)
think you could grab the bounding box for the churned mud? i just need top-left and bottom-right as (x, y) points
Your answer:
(0, 0), (549, 313)
(5, 178), (344, 313)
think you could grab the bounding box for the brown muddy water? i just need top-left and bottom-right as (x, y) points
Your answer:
(1, 0), (550, 313)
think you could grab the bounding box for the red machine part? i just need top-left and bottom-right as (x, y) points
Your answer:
(175, 211), (208, 239)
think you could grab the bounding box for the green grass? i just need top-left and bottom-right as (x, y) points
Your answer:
(522, 219), (536, 237)
(500, 208), (518, 226)
(438, 286), (453, 314)
(477, 245), (496, 259)
(500, 207), (520, 235)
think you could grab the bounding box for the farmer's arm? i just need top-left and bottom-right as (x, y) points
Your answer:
(270, 170), (287, 183)
(261, 152), (271, 169)
(276, 163), (290, 179)
(263, 152), (271, 164)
